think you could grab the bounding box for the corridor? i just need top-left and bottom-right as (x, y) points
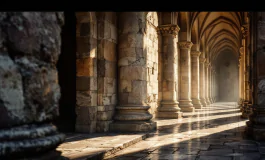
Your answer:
(103, 102), (263, 160)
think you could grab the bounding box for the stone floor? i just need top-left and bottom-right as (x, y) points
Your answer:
(58, 102), (265, 160)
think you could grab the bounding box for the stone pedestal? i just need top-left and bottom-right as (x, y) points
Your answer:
(199, 58), (207, 107)
(156, 25), (182, 118)
(0, 12), (65, 158)
(205, 62), (211, 105)
(110, 12), (157, 132)
(246, 107), (265, 140)
(178, 41), (195, 112)
(191, 51), (203, 109)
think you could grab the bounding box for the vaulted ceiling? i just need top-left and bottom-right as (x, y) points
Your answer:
(179, 12), (248, 64)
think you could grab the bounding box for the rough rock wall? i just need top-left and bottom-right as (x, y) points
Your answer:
(257, 17), (265, 106)
(75, 12), (98, 133)
(0, 12), (65, 157)
(145, 12), (159, 115)
(217, 52), (239, 102)
(97, 12), (117, 132)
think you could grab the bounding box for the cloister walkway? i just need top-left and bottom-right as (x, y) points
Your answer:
(58, 102), (265, 160)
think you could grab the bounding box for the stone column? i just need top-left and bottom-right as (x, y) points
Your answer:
(245, 13), (265, 140)
(191, 51), (203, 109)
(156, 25), (182, 118)
(205, 62), (211, 105)
(199, 58), (207, 107)
(0, 12), (65, 158)
(241, 25), (251, 118)
(238, 54), (242, 108)
(209, 66), (213, 104)
(212, 69), (215, 103)
(211, 68), (215, 103)
(110, 12), (156, 132)
(178, 41), (195, 112)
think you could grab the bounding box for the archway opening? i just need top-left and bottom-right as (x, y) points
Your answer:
(216, 51), (239, 102)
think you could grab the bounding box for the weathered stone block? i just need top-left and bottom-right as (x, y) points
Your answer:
(118, 92), (129, 105)
(97, 105), (115, 112)
(76, 91), (92, 106)
(76, 57), (95, 77)
(102, 96), (111, 105)
(110, 24), (117, 43)
(96, 121), (113, 132)
(76, 76), (90, 91)
(75, 106), (97, 123)
(111, 94), (117, 105)
(120, 79), (132, 92)
(105, 61), (116, 78)
(120, 66), (146, 81)
(80, 22), (90, 37)
(76, 91), (97, 107)
(97, 111), (114, 121)
(76, 76), (97, 91)
(97, 40), (116, 62)
(76, 37), (97, 59)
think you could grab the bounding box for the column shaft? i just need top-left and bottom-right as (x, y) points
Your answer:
(156, 25), (182, 118)
(199, 58), (207, 107)
(191, 51), (202, 109)
(205, 62), (211, 105)
(178, 41), (195, 112)
(110, 12), (156, 132)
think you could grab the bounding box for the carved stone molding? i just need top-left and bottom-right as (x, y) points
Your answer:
(239, 47), (244, 54)
(199, 58), (206, 63)
(191, 51), (201, 57)
(178, 41), (193, 49)
(241, 25), (248, 38)
(156, 24), (180, 36)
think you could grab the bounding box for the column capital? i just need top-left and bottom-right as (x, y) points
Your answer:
(241, 25), (248, 38)
(199, 58), (206, 63)
(156, 24), (180, 36)
(178, 41), (193, 49)
(205, 62), (211, 67)
(191, 51), (201, 57)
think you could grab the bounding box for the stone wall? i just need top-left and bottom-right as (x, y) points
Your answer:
(216, 52), (239, 101)
(75, 12), (117, 133)
(145, 12), (159, 115)
(75, 12), (98, 133)
(97, 12), (117, 132)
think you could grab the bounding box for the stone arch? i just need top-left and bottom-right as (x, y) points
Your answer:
(191, 18), (199, 51)
(178, 12), (191, 41)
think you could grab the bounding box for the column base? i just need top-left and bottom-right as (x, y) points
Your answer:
(109, 121), (157, 132)
(209, 98), (214, 104)
(241, 104), (252, 119)
(156, 101), (182, 119)
(191, 98), (203, 109)
(205, 98), (211, 105)
(0, 123), (65, 158)
(245, 121), (265, 140)
(200, 98), (207, 107)
(179, 100), (194, 112)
